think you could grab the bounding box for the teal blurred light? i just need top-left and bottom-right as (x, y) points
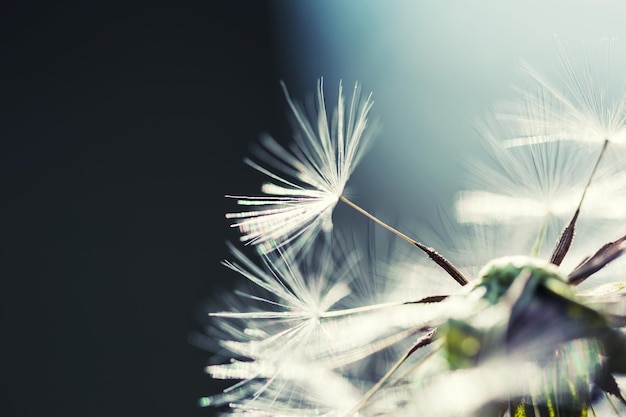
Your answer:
(270, 0), (626, 226)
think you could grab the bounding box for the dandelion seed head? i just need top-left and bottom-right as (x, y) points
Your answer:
(499, 38), (626, 148)
(227, 79), (379, 255)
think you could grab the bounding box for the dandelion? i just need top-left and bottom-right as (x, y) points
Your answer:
(207, 41), (626, 416)
(226, 79), (378, 255)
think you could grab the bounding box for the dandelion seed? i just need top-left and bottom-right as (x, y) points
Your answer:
(499, 37), (626, 148)
(454, 129), (609, 260)
(228, 80), (469, 286)
(226, 79), (378, 255)
(206, 241), (452, 414)
(457, 44), (626, 257)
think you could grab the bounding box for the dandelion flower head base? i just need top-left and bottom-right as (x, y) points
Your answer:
(226, 79), (377, 255)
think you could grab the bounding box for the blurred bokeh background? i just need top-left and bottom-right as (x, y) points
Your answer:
(3, 1), (626, 416)
(274, 0), (626, 225)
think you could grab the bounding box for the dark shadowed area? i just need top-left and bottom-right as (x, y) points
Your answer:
(1, 2), (283, 416)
